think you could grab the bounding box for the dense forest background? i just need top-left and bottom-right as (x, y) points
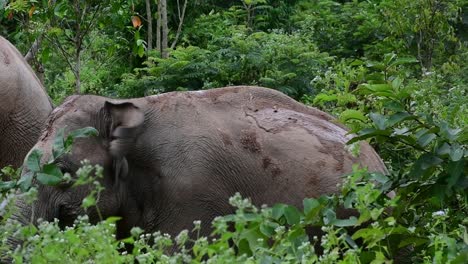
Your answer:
(0, 0), (467, 263)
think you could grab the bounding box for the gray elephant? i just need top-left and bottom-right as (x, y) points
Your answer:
(0, 36), (53, 169)
(12, 86), (386, 242)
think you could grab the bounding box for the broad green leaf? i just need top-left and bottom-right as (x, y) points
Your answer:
(303, 198), (320, 215)
(339, 110), (367, 123)
(383, 53), (397, 65)
(436, 143), (451, 155)
(323, 208), (336, 225)
(26, 149), (43, 172)
(240, 228), (266, 253)
(369, 113), (387, 130)
(350, 59), (364, 66)
(440, 122), (461, 141)
(344, 234), (358, 249)
(272, 204), (286, 220)
(415, 128), (429, 139)
(259, 221), (278, 237)
(42, 164), (63, 179)
(332, 216), (358, 227)
(138, 45), (144, 57)
(385, 112), (414, 127)
(358, 84), (393, 97)
(105, 216), (122, 224)
(313, 93), (338, 105)
(237, 239), (251, 256)
(398, 236), (429, 248)
(0, 181), (16, 192)
(390, 57), (418, 66)
(370, 172), (390, 184)
(417, 133), (436, 147)
(17, 171), (34, 191)
(391, 77), (403, 89)
(284, 205), (301, 225)
(393, 127), (410, 136)
(449, 144), (464, 161)
(82, 195), (97, 209)
(52, 127), (66, 159)
(365, 61), (384, 70)
(37, 172), (62, 186)
(68, 127), (99, 139)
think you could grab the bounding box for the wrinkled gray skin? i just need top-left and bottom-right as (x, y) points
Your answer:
(13, 86), (387, 244)
(0, 36), (53, 169)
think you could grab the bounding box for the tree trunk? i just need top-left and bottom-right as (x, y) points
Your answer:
(145, 0), (153, 51)
(156, 0), (161, 54)
(24, 37), (42, 64)
(160, 0), (168, 58)
(75, 49), (81, 93)
(74, 0), (82, 93)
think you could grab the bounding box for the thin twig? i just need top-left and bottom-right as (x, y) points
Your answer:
(170, 0), (188, 49)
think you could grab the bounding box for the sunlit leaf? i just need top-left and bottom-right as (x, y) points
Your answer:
(417, 133), (436, 147)
(17, 171), (34, 191)
(26, 149), (42, 173)
(284, 205), (301, 225)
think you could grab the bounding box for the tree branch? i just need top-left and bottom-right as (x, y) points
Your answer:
(44, 35), (75, 77)
(170, 0), (188, 49)
(24, 35), (43, 63)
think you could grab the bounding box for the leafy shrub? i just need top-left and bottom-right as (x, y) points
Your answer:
(118, 26), (331, 99)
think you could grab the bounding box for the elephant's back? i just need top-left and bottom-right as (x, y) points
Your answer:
(144, 86), (386, 206)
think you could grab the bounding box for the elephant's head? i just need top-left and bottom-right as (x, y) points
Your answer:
(13, 96), (145, 232)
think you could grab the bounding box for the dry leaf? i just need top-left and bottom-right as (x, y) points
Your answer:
(131, 16), (141, 28)
(29, 5), (36, 18)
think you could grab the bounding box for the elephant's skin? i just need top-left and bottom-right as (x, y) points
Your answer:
(13, 86), (387, 241)
(0, 36), (53, 169)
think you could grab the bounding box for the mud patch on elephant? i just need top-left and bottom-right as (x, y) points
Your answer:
(240, 130), (261, 153)
(318, 139), (347, 172)
(262, 157), (271, 169)
(218, 130), (232, 146)
(271, 166), (281, 179)
(1, 50), (10, 65)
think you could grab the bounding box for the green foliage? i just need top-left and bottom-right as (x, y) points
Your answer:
(119, 26), (331, 99)
(1, 0), (467, 262)
(378, 0), (461, 70)
(292, 0), (383, 58)
(2, 170), (466, 262)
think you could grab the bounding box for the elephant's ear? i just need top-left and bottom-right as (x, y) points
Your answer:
(104, 101), (144, 182)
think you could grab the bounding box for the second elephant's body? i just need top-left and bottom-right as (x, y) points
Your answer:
(13, 86), (386, 241)
(0, 36), (53, 169)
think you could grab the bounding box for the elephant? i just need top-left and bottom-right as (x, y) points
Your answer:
(0, 36), (53, 169)
(11, 86), (387, 246)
